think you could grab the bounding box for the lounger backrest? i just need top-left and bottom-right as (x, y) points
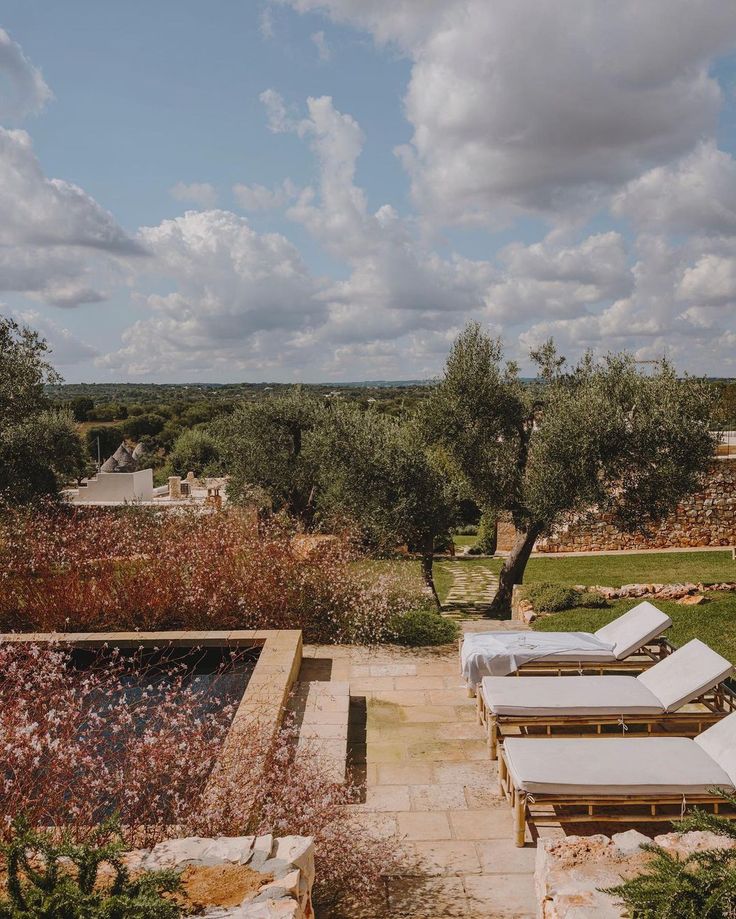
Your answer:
(637, 639), (733, 712)
(696, 712), (736, 785)
(594, 601), (672, 660)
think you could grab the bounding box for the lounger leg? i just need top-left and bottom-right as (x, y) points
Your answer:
(498, 751), (507, 795)
(467, 683), (476, 699)
(488, 716), (498, 760)
(514, 792), (527, 847)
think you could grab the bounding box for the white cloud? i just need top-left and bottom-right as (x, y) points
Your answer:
(233, 178), (298, 210)
(0, 128), (141, 307)
(260, 7), (276, 39)
(99, 210), (324, 375)
(311, 30), (331, 61)
(485, 232), (632, 323)
(677, 253), (736, 306)
(613, 142), (736, 235)
(284, 0), (736, 224)
(170, 181), (218, 209)
(10, 308), (99, 365)
(0, 28), (52, 122)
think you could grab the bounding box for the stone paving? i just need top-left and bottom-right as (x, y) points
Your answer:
(299, 621), (554, 918)
(440, 561), (499, 617)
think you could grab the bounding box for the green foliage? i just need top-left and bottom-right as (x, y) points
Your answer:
(121, 414), (166, 440)
(70, 397), (94, 422)
(0, 816), (181, 919)
(84, 426), (124, 463)
(577, 590), (609, 608)
(216, 388), (326, 526)
(425, 323), (718, 614)
(524, 582), (580, 612)
(0, 316), (86, 502)
(168, 428), (221, 477)
(319, 406), (457, 554)
(473, 509), (498, 555)
(390, 609), (459, 646)
(604, 792), (736, 918)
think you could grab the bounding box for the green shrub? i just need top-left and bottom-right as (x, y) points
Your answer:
(524, 582), (579, 612)
(577, 590), (609, 609)
(604, 791), (736, 918)
(0, 816), (181, 918)
(390, 609), (459, 646)
(453, 524), (478, 536)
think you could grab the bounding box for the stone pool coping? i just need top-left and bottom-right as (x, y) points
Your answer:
(0, 628), (303, 752)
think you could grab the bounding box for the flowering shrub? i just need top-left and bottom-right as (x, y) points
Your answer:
(0, 505), (429, 643)
(0, 644), (397, 914)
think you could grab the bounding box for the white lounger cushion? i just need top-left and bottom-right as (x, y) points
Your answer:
(481, 674), (663, 717)
(503, 735), (734, 796)
(696, 713), (736, 786)
(594, 601), (672, 660)
(637, 639), (732, 712)
(481, 638), (732, 717)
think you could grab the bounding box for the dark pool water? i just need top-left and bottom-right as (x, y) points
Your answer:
(69, 644), (260, 722)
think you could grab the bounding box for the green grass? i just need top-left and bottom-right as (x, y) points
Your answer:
(452, 535), (478, 548)
(437, 550), (734, 591)
(532, 593), (736, 662)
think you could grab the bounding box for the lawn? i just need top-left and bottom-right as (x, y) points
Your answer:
(437, 550), (735, 593)
(452, 535), (478, 548)
(532, 593), (736, 663)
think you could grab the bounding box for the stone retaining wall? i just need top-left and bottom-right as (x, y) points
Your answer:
(499, 459), (736, 554)
(536, 829), (736, 917)
(128, 833), (315, 918)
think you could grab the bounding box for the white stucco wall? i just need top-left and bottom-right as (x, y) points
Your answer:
(75, 469), (154, 503)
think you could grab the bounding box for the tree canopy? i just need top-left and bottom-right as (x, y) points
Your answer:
(0, 316), (86, 503)
(426, 323), (718, 614)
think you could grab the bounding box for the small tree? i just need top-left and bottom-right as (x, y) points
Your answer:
(426, 323), (718, 616)
(215, 389), (326, 528)
(319, 406), (457, 606)
(168, 428), (221, 477)
(0, 316), (86, 503)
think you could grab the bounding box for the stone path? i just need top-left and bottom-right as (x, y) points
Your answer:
(298, 625), (551, 918)
(441, 562), (499, 617)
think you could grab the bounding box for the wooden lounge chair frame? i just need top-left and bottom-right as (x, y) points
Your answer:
(478, 676), (736, 760)
(497, 745), (736, 847)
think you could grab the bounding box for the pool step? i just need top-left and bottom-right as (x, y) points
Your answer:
(295, 681), (350, 783)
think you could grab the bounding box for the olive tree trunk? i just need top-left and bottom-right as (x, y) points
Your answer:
(420, 541), (441, 609)
(488, 524), (542, 618)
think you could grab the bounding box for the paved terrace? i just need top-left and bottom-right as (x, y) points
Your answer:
(299, 619), (556, 919)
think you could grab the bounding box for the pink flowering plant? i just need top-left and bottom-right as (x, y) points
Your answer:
(0, 504), (430, 642)
(0, 643), (397, 914)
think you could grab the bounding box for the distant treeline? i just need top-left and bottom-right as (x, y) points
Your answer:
(45, 378), (736, 481)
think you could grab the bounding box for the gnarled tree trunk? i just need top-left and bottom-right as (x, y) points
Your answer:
(420, 540), (441, 609)
(488, 524), (542, 618)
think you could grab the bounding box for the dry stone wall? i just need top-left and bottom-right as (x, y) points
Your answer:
(509, 459), (736, 554)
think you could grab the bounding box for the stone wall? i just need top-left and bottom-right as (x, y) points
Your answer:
(128, 833), (315, 918)
(536, 829), (736, 917)
(525, 458), (736, 554)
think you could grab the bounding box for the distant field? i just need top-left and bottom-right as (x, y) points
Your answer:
(452, 535), (478, 548)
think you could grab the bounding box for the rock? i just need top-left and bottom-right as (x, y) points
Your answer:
(654, 830), (736, 857)
(248, 834), (274, 870)
(611, 829), (650, 857)
(677, 594), (708, 605)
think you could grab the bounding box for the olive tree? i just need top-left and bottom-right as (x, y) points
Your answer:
(0, 316), (86, 503)
(426, 323), (718, 616)
(215, 388), (326, 528)
(319, 406), (457, 606)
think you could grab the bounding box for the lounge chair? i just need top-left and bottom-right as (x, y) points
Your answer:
(499, 710), (736, 846)
(478, 638), (734, 759)
(461, 601), (672, 692)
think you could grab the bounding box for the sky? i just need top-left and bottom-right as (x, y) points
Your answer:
(1, 1), (736, 383)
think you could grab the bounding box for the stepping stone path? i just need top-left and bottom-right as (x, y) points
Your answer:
(441, 562), (499, 617)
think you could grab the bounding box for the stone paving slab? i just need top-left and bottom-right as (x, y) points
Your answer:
(299, 635), (547, 918)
